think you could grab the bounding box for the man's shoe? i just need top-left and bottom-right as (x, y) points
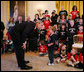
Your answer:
(24, 61), (30, 64)
(20, 65), (33, 70)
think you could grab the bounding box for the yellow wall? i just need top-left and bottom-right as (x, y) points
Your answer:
(56, 1), (83, 18)
(1, 1), (10, 38)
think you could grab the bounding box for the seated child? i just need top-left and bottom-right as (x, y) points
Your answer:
(60, 45), (67, 62)
(5, 32), (14, 53)
(74, 13), (80, 24)
(77, 26), (83, 42)
(77, 18), (83, 27)
(56, 45), (67, 63)
(74, 52), (83, 69)
(67, 49), (79, 67)
(5, 39), (14, 53)
(39, 40), (48, 56)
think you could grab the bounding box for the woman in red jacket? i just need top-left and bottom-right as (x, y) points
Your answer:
(70, 5), (80, 20)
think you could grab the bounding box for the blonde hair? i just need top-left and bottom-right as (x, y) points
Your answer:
(49, 26), (56, 33)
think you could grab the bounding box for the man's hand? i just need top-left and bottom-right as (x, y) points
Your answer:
(48, 43), (53, 47)
(22, 42), (26, 50)
(1, 30), (3, 32)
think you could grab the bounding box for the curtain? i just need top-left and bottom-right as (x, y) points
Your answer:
(56, 1), (83, 17)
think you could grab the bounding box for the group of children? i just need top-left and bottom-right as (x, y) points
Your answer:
(33, 6), (83, 69)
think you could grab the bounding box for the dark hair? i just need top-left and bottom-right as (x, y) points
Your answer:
(52, 12), (55, 14)
(60, 14), (66, 19)
(53, 10), (56, 12)
(42, 13), (45, 15)
(35, 14), (39, 19)
(9, 17), (14, 24)
(45, 10), (48, 13)
(72, 5), (77, 11)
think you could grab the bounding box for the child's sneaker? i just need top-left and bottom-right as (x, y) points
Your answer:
(51, 63), (54, 65)
(47, 62), (54, 66)
(47, 62), (52, 66)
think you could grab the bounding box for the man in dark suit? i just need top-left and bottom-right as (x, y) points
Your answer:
(9, 21), (42, 70)
(15, 16), (24, 26)
(1, 21), (5, 53)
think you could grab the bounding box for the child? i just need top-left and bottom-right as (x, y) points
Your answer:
(5, 39), (14, 53)
(54, 24), (60, 50)
(45, 26), (52, 42)
(74, 13), (80, 24)
(34, 14), (40, 23)
(51, 12), (58, 26)
(60, 45), (67, 62)
(77, 18), (83, 28)
(59, 14), (67, 28)
(77, 26), (83, 42)
(47, 26), (56, 66)
(44, 10), (50, 19)
(75, 52), (83, 69)
(41, 13), (46, 22)
(77, 26), (83, 35)
(44, 16), (50, 30)
(5, 32), (14, 53)
(67, 49), (79, 67)
(39, 40), (48, 56)
(67, 20), (77, 52)
(39, 24), (47, 41)
(59, 25), (67, 44)
(67, 14), (72, 27)
(56, 45), (67, 63)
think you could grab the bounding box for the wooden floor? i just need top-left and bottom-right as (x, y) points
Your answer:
(1, 52), (83, 71)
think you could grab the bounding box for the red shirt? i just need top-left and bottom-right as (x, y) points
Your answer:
(77, 31), (83, 34)
(6, 32), (11, 40)
(57, 47), (60, 52)
(79, 53), (83, 62)
(44, 20), (50, 30)
(67, 53), (78, 61)
(77, 31), (83, 41)
(45, 15), (50, 19)
(70, 11), (80, 20)
(40, 45), (47, 53)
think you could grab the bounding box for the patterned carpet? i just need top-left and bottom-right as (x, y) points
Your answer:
(1, 52), (83, 71)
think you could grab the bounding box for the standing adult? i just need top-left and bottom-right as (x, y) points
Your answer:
(9, 21), (42, 70)
(59, 6), (68, 19)
(70, 5), (80, 20)
(1, 21), (5, 52)
(15, 16), (24, 26)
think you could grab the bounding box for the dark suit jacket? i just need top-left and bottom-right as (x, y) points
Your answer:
(15, 21), (25, 26)
(1, 21), (5, 39)
(10, 21), (36, 47)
